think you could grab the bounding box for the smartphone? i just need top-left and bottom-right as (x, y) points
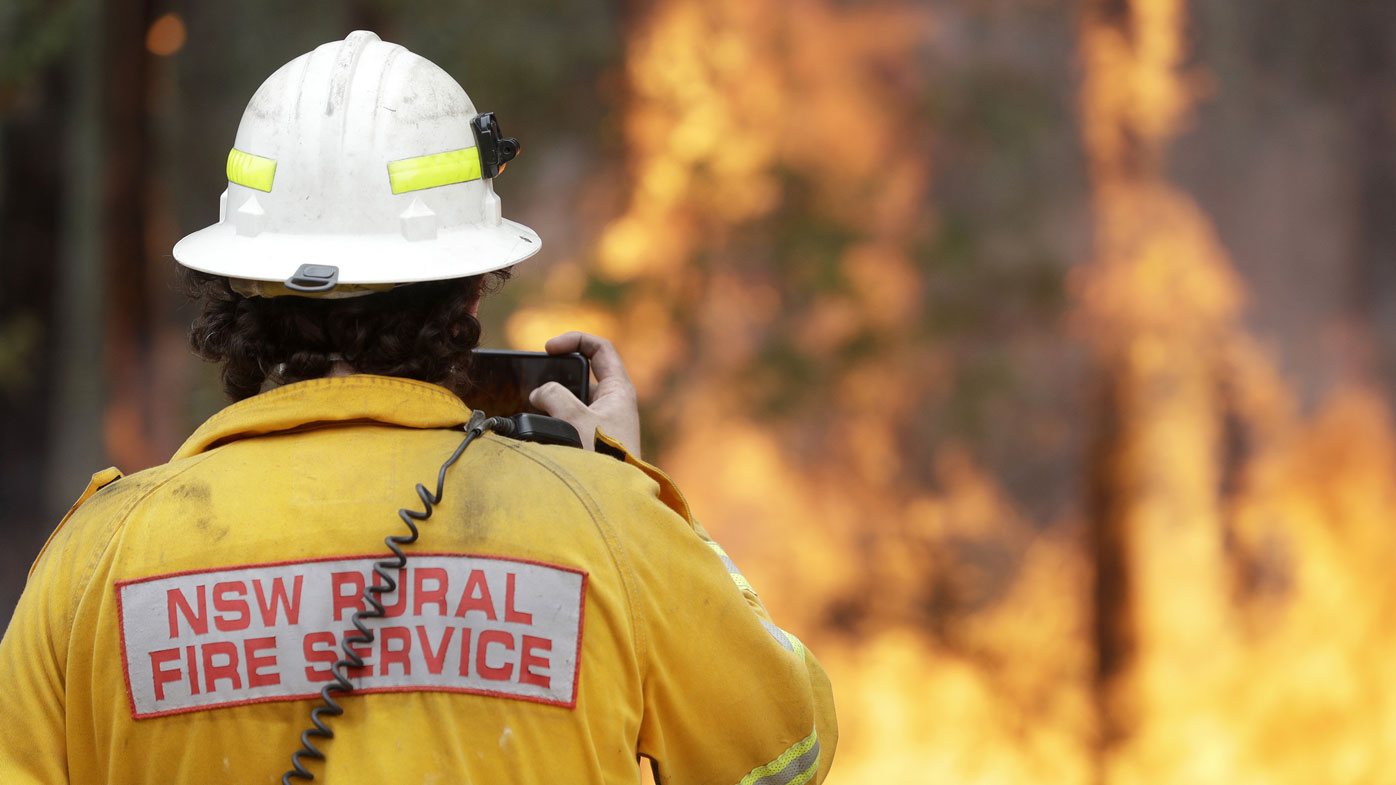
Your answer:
(466, 349), (590, 417)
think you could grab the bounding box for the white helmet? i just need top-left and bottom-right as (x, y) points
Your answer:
(173, 31), (540, 297)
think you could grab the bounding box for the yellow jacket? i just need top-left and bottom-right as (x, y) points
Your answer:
(0, 375), (835, 784)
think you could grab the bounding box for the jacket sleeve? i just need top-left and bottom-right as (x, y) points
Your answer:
(0, 565), (70, 784)
(595, 437), (837, 785)
(0, 468), (123, 785)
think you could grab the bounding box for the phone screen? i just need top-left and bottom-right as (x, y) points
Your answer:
(465, 350), (590, 417)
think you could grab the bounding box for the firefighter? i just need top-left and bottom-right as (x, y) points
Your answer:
(0, 31), (836, 785)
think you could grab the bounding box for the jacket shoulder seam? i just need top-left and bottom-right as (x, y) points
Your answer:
(58, 453), (225, 640)
(28, 468), (124, 581)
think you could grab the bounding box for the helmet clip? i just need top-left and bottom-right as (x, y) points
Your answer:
(471, 112), (519, 179)
(285, 264), (340, 294)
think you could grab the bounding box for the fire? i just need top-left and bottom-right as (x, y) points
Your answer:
(503, 0), (1396, 780)
(510, 0), (1100, 780)
(1078, 1), (1247, 778)
(1081, 0), (1396, 782)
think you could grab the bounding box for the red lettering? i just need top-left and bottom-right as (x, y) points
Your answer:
(476, 630), (514, 682)
(166, 585), (207, 637)
(416, 626), (454, 675)
(150, 648), (181, 701)
(186, 645), (200, 695)
(458, 628), (474, 677)
(202, 641), (241, 692)
(379, 626), (412, 676)
(504, 573), (533, 625)
(303, 632), (337, 683)
(254, 576), (303, 625)
(213, 581), (250, 632)
(452, 570), (496, 620)
(378, 570), (408, 618)
(413, 568), (449, 615)
(244, 636), (280, 688)
(519, 635), (552, 689)
(331, 571), (367, 622)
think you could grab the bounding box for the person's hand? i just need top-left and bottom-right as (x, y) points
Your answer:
(528, 332), (642, 459)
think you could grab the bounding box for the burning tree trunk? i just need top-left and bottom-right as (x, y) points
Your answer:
(1078, 0), (1248, 780)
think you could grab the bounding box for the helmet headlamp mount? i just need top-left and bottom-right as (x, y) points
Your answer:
(471, 112), (519, 179)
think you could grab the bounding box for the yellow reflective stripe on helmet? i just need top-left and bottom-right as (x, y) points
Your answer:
(226, 148), (277, 192)
(387, 148), (482, 194)
(738, 729), (821, 785)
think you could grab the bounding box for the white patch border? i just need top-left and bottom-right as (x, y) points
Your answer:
(114, 552), (589, 719)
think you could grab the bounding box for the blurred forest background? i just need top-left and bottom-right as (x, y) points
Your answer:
(4, 0), (1396, 782)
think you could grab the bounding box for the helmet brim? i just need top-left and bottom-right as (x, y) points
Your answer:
(172, 218), (541, 285)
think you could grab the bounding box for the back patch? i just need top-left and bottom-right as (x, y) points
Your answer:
(115, 553), (587, 718)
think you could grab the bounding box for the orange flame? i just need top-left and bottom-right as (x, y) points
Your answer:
(1081, 0), (1396, 782)
(511, 0), (1396, 780)
(524, 0), (1102, 780)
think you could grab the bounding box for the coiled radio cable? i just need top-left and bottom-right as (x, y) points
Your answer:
(281, 411), (508, 783)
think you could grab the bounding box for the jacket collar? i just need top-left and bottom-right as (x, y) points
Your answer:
(172, 375), (473, 460)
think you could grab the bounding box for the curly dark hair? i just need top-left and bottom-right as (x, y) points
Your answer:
(181, 267), (510, 401)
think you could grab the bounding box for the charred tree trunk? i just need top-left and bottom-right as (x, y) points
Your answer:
(1343, 3), (1396, 397)
(98, 0), (165, 472)
(43, 0), (106, 512)
(1086, 374), (1135, 761)
(0, 63), (70, 623)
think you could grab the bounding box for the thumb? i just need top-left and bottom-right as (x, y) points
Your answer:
(529, 381), (591, 420)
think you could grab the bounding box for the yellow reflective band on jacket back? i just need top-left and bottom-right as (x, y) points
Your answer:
(226, 149), (277, 192)
(738, 729), (821, 785)
(387, 148), (482, 194)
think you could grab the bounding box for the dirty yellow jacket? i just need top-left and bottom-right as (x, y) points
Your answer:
(0, 375), (835, 784)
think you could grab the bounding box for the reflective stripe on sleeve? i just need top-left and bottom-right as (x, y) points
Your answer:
(226, 149), (277, 192)
(759, 619), (805, 660)
(387, 148), (482, 194)
(705, 540), (755, 594)
(705, 540), (805, 657)
(738, 729), (821, 785)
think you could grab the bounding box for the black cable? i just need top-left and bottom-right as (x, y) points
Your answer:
(282, 411), (509, 783)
